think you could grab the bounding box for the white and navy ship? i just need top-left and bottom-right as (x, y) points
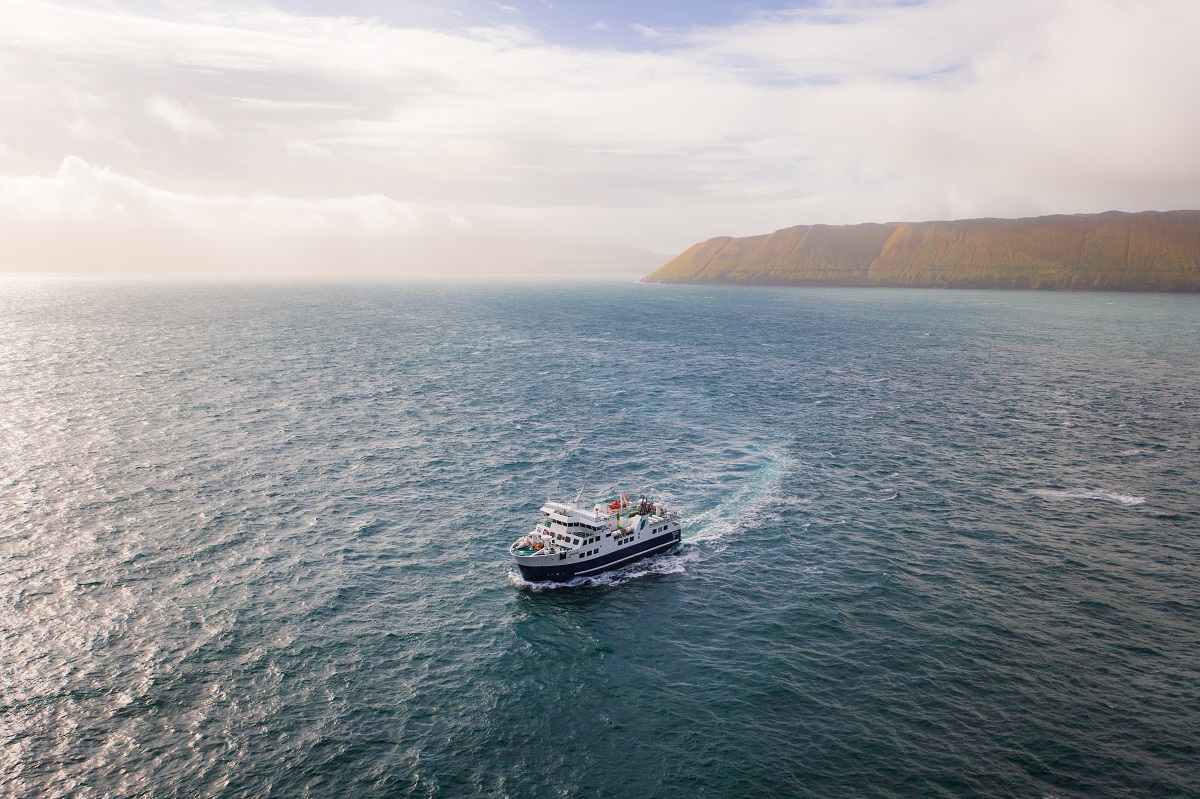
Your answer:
(510, 493), (683, 583)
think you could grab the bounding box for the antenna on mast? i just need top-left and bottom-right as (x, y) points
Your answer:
(573, 483), (586, 506)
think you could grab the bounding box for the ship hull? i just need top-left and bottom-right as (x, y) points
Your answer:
(515, 530), (682, 583)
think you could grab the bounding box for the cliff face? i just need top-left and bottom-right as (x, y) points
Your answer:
(642, 211), (1200, 291)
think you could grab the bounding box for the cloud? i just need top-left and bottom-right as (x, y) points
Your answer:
(285, 139), (334, 160)
(145, 96), (220, 139)
(1, 0), (1198, 273)
(630, 23), (661, 38)
(0, 156), (434, 232)
(0, 139), (30, 170)
(0, 157), (662, 277)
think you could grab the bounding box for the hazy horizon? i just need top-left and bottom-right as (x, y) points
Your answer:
(3, 0), (1198, 278)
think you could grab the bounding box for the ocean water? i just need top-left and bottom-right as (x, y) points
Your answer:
(1, 281), (1197, 798)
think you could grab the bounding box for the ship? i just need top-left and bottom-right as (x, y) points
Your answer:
(510, 493), (683, 583)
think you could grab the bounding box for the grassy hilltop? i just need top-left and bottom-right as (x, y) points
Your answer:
(642, 211), (1200, 291)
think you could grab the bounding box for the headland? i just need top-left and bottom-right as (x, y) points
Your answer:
(642, 211), (1200, 291)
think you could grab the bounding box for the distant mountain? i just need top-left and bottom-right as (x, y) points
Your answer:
(642, 211), (1200, 291)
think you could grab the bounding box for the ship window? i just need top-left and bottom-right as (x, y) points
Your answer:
(559, 554), (566, 560)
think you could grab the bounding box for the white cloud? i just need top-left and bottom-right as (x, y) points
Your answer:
(145, 96), (220, 139)
(0, 156), (429, 232)
(588, 21), (609, 32)
(0, 0), (1198, 274)
(285, 139), (334, 160)
(0, 156), (662, 277)
(0, 139), (31, 171)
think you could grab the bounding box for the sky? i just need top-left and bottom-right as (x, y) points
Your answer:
(2, 0), (1198, 278)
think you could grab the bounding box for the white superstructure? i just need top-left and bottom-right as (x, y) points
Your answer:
(510, 494), (683, 583)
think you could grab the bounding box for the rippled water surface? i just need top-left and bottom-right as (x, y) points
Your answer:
(1, 282), (1197, 798)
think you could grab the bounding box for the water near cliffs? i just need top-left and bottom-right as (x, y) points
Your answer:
(2, 281), (1197, 798)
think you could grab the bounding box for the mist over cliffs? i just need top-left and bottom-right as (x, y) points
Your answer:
(642, 211), (1200, 291)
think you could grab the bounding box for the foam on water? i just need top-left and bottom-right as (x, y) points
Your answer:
(1030, 488), (1148, 506)
(680, 445), (792, 545)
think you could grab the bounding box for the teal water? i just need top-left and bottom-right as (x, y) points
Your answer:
(1, 282), (1197, 798)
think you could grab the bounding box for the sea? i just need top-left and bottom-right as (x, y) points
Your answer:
(1, 281), (1197, 798)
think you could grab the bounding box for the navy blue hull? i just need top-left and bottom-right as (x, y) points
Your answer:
(516, 530), (682, 583)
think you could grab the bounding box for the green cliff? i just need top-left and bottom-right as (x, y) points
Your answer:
(642, 211), (1200, 291)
